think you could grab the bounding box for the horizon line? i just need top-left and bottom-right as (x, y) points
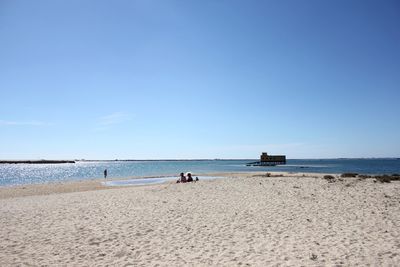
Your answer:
(1, 157), (399, 162)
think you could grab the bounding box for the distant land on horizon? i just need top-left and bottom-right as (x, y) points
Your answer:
(1, 157), (399, 164)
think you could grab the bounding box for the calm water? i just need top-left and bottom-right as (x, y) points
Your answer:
(0, 159), (399, 187)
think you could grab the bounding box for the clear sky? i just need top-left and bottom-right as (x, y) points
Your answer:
(1, 0), (399, 159)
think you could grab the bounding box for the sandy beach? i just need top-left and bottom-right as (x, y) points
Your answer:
(1, 172), (399, 266)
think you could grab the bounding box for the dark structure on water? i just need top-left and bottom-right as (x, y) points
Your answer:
(0, 160), (75, 164)
(247, 152), (286, 166)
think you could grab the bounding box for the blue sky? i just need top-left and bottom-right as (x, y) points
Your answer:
(1, 0), (399, 159)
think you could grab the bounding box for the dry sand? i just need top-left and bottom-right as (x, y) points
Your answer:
(1, 172), (399, 266)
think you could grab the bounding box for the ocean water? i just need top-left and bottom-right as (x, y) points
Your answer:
(0, 158), (399, 187)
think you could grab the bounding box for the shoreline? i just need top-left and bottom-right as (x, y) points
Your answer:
(0, 171), (391, 200)
(0, 171), (310, 199)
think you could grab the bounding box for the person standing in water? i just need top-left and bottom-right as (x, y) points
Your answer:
(104, 169), (107, 179)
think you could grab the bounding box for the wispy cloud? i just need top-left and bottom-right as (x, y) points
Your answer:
(98, 112), (131, 126)
(0, 120), (48, 126)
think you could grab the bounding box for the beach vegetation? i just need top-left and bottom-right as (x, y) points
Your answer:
(375, 175), (392, 183)
(323, 175), (335, 182)
(340, 173), (358, 178)
(253, 173), (284, 178)
(252, 173), (271, 177)
(374, 175), (400, 183)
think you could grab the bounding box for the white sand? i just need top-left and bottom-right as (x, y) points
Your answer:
(0, 173), (399, 266)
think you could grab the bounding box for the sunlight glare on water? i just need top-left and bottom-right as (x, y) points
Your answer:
(0, 159), (399, 186)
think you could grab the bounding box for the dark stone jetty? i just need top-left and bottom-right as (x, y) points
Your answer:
(0, 160), (75, 164)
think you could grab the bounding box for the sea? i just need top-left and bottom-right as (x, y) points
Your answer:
(0, 158), (399, 187)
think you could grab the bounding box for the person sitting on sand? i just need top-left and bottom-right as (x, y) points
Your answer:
(177, 172), (186, 183)
(187, 172), (193, 182)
